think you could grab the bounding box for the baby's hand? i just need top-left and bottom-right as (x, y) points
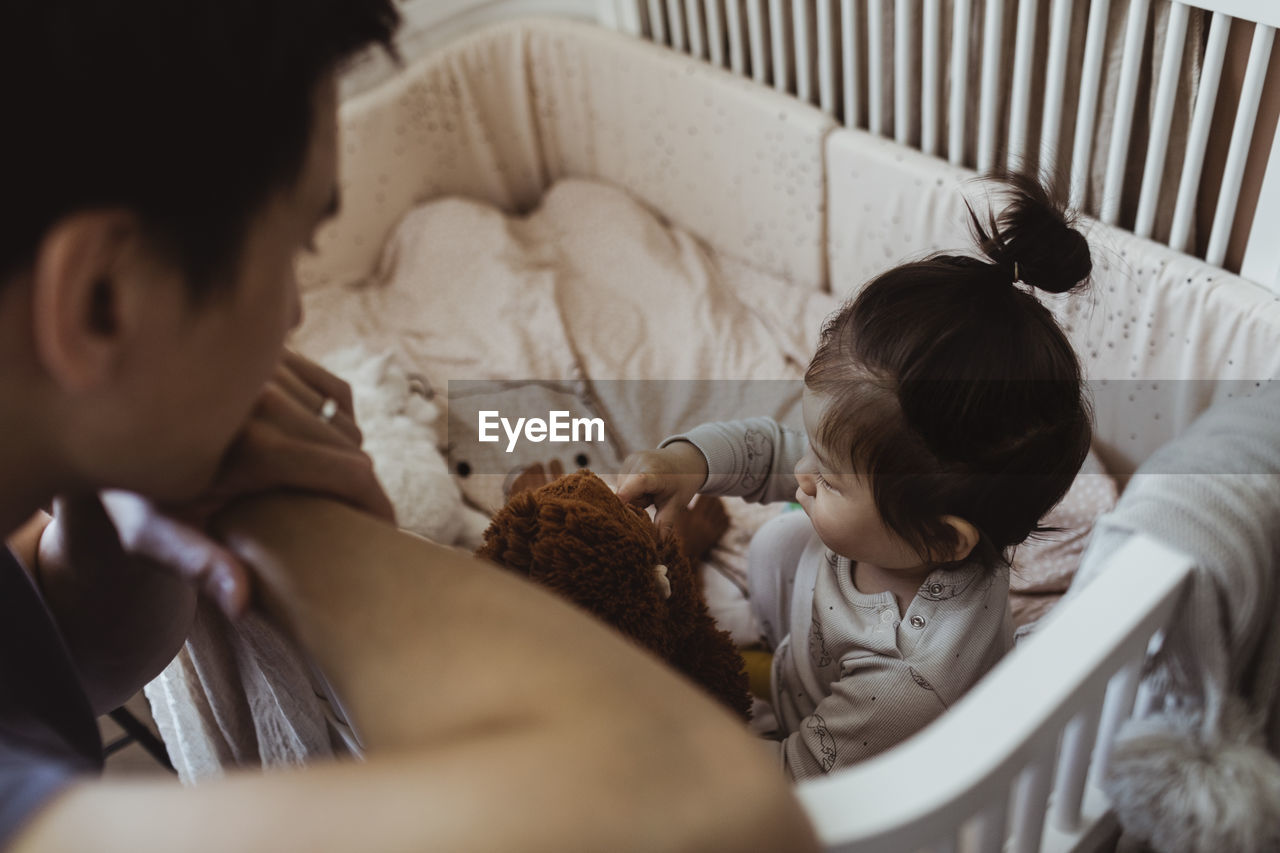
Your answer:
(616, 442), (709, 535)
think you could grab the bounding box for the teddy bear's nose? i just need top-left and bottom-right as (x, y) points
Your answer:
(653, 564), (672, 600)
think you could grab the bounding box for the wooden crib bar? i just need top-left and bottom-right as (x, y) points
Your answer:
(1006, 0), (1037, 170)
(1066, 0), (1108, 211)
(1169, 10), (1230, 253)
(841, 0), (860, 126)
(615, 0), (1280, 291)
(771, 0), (789, 91)
(818, 0), (836, 112)
(1052, 704), (1104, 832)
(1205, 21), (1274, 267)
(895, 0), (913, 144)
(921, 0), (940, 155)
(948, 0), (969, 165)
(976, 0), (1003, 173)
(1100, 0), (1151, 225)
(1134, 1), (1190, 238)
(867, 0), (886, 134)
(1008, 746), (1055, 853)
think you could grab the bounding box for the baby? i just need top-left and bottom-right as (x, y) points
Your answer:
(617, 174), (1093, 780)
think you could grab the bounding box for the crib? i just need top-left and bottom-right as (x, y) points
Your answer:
(260, 2), (1280, 851)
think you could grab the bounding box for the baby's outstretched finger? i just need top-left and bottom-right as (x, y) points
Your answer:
(615, 470), (657, 507)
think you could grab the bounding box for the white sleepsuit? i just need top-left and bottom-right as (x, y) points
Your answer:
(665, 417), (1013, 781)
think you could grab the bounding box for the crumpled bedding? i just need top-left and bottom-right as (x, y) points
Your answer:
(150, 177), (1116, 779)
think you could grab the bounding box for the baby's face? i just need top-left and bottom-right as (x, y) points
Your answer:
(794, 389), (925, 571)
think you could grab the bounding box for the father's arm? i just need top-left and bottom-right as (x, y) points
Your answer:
(14, 495), (818, 853)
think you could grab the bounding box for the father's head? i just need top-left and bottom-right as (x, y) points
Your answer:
(0, 0), (398, 500)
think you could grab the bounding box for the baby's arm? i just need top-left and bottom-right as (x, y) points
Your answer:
(772, 656), (950, 781)
(665, 417), (807, 504)
(618, 417), (806, 529)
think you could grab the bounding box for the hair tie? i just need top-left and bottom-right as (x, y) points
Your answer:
(1012, 261), (1022, 283)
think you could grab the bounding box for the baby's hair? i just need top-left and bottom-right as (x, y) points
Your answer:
(805, 172), (1093, 569)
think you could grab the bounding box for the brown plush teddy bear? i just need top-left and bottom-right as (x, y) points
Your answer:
(476, 470), (752, 720)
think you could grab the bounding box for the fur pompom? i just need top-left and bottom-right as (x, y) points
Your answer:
(1105, 700), (1280, 853)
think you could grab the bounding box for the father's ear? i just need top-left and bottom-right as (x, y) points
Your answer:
(30, 210), (147, 392)
(938, 514), (980, 563)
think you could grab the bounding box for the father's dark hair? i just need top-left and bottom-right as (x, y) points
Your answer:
(2, 0), (399, 296)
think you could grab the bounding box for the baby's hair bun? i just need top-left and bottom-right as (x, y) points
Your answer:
(968, 172), (1092, 295)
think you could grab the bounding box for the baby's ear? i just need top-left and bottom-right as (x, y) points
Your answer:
(938, 515), (980, 562)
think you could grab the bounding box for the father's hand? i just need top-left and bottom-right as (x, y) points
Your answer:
(45, 350), (395, 619)
(190, 349), (395, 527)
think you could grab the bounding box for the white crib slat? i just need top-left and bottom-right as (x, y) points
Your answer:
(726, 0), (745, 73)
(666, 0), (687, 49)
(1169, 12), (1229, 253)
(922, 0), (941, 155)
(1090, 656), (1143, 780)
(705, 0), (725, 66)
(976, 0), (1004, 173)
(647, 0), (668, 43)
(868, 0), (886, 135)
(1240, 108), (1280, 292)
(895, 0), (913, 144)
(1052, 706), (1102, 831)
(769, 0), (789, 91)
(1006, 0), (1038, 171)
(969, 794), (1010, 853)
(1009, 748), (1056, 853)
(817, 0), (836, 113)
(1134, 1), (1189, 238)
(794, 0), (812, 103)
(686, 0), (705, 57)
(747, 0), (767, 82)
(1041, 0), (1074, 191)
(1100, 0), (1152, 224)
(842, 0), (861, 127)
(927, 835), (958, 853)
(1206, 23), (1276, 268)
(1068, 0), (1111, 210)
(948, 0), (971, 164)
(610, 0), (642, 35)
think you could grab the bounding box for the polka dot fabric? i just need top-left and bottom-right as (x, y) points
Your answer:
(527, 24), (833, 291)
(824, 124), (1280, 474)
(299, 17), (834, 302)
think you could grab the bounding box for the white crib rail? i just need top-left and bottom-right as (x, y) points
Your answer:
(612, 0), (1280, 292)
(796, 534), (1193, 853)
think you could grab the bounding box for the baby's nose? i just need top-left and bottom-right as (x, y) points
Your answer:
(794, 460), (817, 496)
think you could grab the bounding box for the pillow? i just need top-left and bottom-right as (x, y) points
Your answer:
(296, 177), (813, 458)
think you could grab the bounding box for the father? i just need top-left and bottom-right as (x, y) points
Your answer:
(0, 1), (816, 850)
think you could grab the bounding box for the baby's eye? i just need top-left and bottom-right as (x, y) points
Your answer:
(815, 472), (836, 492)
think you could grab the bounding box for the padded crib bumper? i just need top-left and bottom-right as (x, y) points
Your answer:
(306, 16), (1280, 475)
